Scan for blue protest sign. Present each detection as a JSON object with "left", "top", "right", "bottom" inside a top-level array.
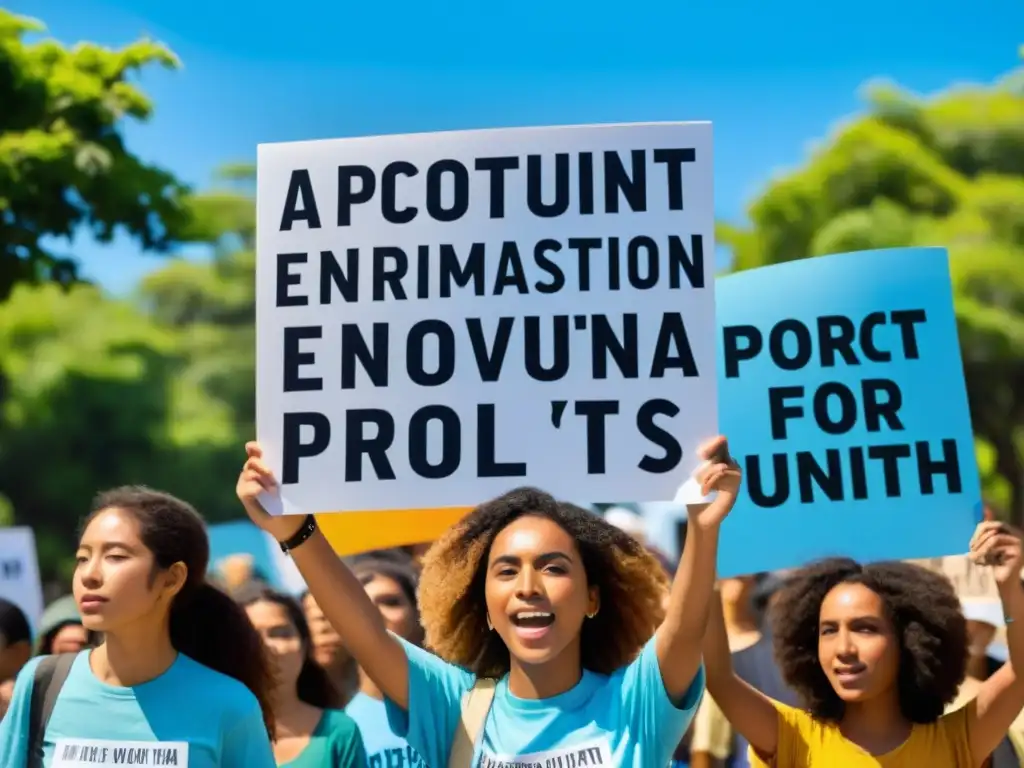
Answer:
[{"left": 715, "top": 246, "right": 981, "bottom": 576}]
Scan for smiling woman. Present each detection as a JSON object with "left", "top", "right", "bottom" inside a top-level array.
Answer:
[
  {"left": 0, "top": 486, "right": 278, "bottom": 768},
  {"left": 236, "top": 436, "right": 742, "bottom": 768}
]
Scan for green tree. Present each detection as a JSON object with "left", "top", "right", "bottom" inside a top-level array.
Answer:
[
  {"left": 719, "top": 62, "right": 1024, "bottom": 521},
  {"left": 0, "top": 275, "right": 254, "bottom": 579},
  {"left": 0, "top": 10, "right": 188, "bottom": 299},
  {"left": 0, "top": 282, "right": 177, "bottom": 577},
  {"left": 138, "top": 164, "right": 257, "bottom": 440}
]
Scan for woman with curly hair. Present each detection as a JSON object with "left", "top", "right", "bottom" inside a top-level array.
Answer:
[
  {"left": 236, "top": 436, "right": 742, "bottom": 767},
  {"left": 701, "top": 520, "right": 1024, "bottom": 767}
]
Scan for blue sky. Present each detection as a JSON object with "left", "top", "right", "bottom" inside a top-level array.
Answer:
[{"left": 10, "top": 0, "right": 1024, "bottom": 294}]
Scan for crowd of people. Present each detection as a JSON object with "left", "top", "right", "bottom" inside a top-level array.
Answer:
[{"left": 0, "top": 436, "right": 1022, "bottom": 767}]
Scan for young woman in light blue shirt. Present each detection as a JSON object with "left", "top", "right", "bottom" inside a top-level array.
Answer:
[
  {"left": 237, "top": 436, "right": 742, "bottom": 768},
  {"left": 0, "top": 486, "right": 277, "bottom": 768}
]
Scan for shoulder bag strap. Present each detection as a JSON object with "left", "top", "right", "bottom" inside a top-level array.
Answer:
[
  {"left": 28, "top": 653, "right": 76, "bottom": 768},
  {"left": 447, "top": 678, "right": 497, "bottom": 768}
]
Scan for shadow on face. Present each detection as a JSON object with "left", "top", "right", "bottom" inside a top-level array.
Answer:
[
  {"left": 484, "top": 515, "right": 598, "bottom": 671},
  {"left": 0, "top": 639, "right": 30, "bottom": 683},
  {"left": 363, "top": 574, "right": 422, "bottom": 645},
  {"left": 302, "top": 593, "right": 350, "bottom": 671},
  {"left": 818, "top": 582, "right": 900, "bottom": 705},
  {"left": 246, "top": 599, "right": 305, "bottom": 693}
]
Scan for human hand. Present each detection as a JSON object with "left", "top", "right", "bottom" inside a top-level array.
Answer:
[
  {"left": 969, "top": 520, "right": 1023, "bottom": 588},
  {"left": 687, "top": 436, "right": 742, "bottom": 530},
  {"left": 236, "top": 442, "right": 306, "bottom": 541}
]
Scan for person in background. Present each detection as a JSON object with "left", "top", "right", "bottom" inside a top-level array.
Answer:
[
  {"left": 401, "top": 543, "right": 431, "bottom": 567},
  {"left": 0, "top": 598, "right": 32, "bottom": 685},
  {"left": 242, "top": 588, "right": 367, "bottom": 768},
  {"left": 345, "top": 553, "right": 428, "bottom": 768},
  {"left": 702, "top": 521, "right": 1024, "bottom": 767},
  {"left": 0, "top": 677, "right": 14, "bottom": 720},
  {"left": 0, "top": 485, "right": 277, "bottom": 767},
  {"left": 34, "top": 595, "right": 89, "bottom": 656},
  {"left": 689, "top": 573, "right": 799, "bottom": 768},
  {"left": 302, "top": 589, "right": 359, "bottom": 706}
]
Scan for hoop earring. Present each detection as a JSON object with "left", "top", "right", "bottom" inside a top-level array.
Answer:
[
  {"left": 586, "top": 610, "right": 598, "bottom": 620},
  {"left": 486, "top": 615, "right": 493, "bottom": 630}
]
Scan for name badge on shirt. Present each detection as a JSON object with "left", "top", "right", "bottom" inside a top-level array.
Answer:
[
  {"left": 52, "top": 739, "right": 189, "bottom": 767},
  {"left": 477, "top": 738, "right": 613, "bottom": 768}
]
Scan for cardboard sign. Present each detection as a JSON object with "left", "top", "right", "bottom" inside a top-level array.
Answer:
[{"left": 256, "top": 122, "right": 717, "bottom": 515}]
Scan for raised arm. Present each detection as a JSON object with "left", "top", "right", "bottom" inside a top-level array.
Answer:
[
  {"left": 236, "top": 442, "right": 411, "bottom": 708},
  {"left": 700, "top": 584, "right": 780, "bottom": 758},
  {"left": 655, "top": 436, "right": 741, "bottom": 700},
  {"left": 967, "top": 521, "right": 1024, "bottom": 767}
]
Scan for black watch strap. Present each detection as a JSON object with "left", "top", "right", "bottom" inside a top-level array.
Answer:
[{"left": 279, "top": 515, "right": 317, "bottom": 554}]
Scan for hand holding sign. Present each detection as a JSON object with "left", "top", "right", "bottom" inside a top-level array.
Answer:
[
  {"left": 687, "top": 436, "right": 742, "bottom": 530},
  {"left": 970, "top": 521, "right": 1024, "bottom": 587},
  {"left": 236, "top": 443, "right": 302, "bottom": 542}
]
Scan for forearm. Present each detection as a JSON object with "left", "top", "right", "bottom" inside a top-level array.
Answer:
[
  {"left": 655, "top": 513, "right": 721, "bottom": 696},
  {"left": 290, "top": 530, "right": 393, "bottom": 654},
  {"left": 1000, "top": 580, "right": 1024, "bottom": 673},
  {"left": 701, "top": 585, "right": 736, "bottom": 686}
]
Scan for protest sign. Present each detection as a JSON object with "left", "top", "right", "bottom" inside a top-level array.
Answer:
[
  {"left": 0, "top": 526, "right": 44, "bottom": 631},
  {"left": 910, "top": 554, "right": 1000, "bottom": 600},
  {"left": 715, "top": 246, "right": 981, "bottom": 576},
  {"left": 256, "top": 123, "right": 717, "bottom": 514}
]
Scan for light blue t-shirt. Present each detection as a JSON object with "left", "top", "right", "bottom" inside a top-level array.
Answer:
[
  {"left": 384, "top": 635, "right": 705, "bottom": 768},
  {"left": 0, "top": 651, "right": 276, "bottom": 768},
  {"left": 346, "top": 691, "right": 428, "bottom": 768}
]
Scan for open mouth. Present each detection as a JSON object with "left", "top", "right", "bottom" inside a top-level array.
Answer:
[
  {"left": 834, "top": 665, "right": 867, "bottom": 680},
  {"left": 511, "top": 611, "right": 555, "bottom": 628}
]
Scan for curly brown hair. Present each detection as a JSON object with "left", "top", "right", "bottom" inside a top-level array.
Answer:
[
  {"left": 418, "top": 487, "right": 669, "bottom": 678},
  {"left": 770, "top": 557, "right": 968, "bottom": 724}
]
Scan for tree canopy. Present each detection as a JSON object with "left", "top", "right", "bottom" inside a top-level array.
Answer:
[
  {"left": 0, "top": 10, "right": 189, "bottom": 299},
  {"left": 719, "top": 63, "right": 1024, "bottom": 520}
]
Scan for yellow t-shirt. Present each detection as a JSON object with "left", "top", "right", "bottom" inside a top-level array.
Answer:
[{"left": 748, "top": 701, "right": 974, "bottom": 767}]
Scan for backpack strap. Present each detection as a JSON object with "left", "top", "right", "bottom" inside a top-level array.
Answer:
[
  {"left": 447, "top": 678, "right": 497, "bottom": 768},
  {"left": 28, "top": 653, "right": 76, "bottom": 768}
]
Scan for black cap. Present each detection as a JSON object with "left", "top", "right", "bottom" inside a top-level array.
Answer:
[{"left": 0, "top": 598, "right": 31, "bottom": 646}]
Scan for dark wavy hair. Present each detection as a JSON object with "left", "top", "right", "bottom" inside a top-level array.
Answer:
[
  {"left": 239, "top": 588, "right": 341, "bottom": 709},
  {"left": 418, "top": 487, "right": 668, "bottom": 677},
  {"left": 770, "top": 557, "right": 968, "bottom": 723},
  {"left": 86, "top": 487, "right": 275, "bottom": 737},
  {"left": 352, "top": 554, "right": 424, "bottom": 645}
]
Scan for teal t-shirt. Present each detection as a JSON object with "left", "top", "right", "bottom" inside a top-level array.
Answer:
[
  {"left": 281, "top": 708, "right": 368, "bottom": 768},
  {"left": 384, "top": 635, "right": 704, "bottom": 767},
  {"left": 346, "top": 691, "right": 426, "bottom": 768},
  {"left": 0, "top": 651, "right": 275, "bottom": 768}
]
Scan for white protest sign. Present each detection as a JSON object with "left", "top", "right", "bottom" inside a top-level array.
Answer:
[
  {"left": 53, "top": 739, "right": 188, "bottom": 766},
  {"left": 0, "top": 527, "right": 44, "bottom": 631},
  {"left": 257, "top": 123, "right": 717, "bottom": 514}
]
